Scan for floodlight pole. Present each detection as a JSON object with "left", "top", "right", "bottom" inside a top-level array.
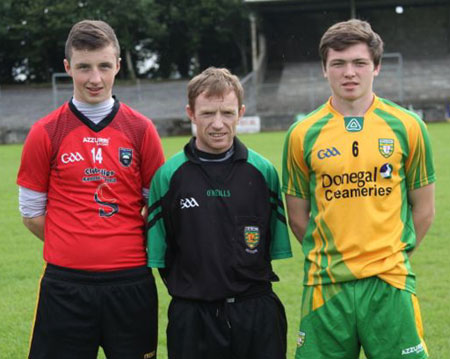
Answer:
[
  {"left": 350, "top": 0, "right": 356, "bottom": 18},
  {"left": 249, "top": 12, "right": 258, "bottom": 73},
  {"left": 52, "top": 74, "right": 58, "bottom": 109},
  {"left": 249, "top": 11, "right": 259, "bottom": 110}
]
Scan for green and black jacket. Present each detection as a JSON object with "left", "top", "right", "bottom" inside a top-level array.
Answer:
[{"left": 147, "top": 137, "right": 292, "bottom": 301}]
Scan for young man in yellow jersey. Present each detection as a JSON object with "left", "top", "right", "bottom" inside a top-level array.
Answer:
[{"left": 282, "top": 19, "right": 435, "bottom": 359}]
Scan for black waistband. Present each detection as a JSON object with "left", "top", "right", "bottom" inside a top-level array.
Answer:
[
  {"left": 44, "top": 263, "right": 153, "bottom": 285},
  {"left": 173, "top": 283, "right": 273, "bottom": 304}
]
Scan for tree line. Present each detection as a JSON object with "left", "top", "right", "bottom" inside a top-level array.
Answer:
[{"left": 0, "top": 0, "right": 250, "bottom": 83}]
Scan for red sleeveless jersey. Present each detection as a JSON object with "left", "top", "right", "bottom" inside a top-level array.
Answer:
[{"left": 17, "top": 100, "right": 165, "bottom": 271}]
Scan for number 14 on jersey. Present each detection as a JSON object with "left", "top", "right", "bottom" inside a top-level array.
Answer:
[{"left": 91, "top": 148, "right": 103, "bottom": 164}]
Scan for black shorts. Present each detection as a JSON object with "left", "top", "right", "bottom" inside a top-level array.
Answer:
[
  {"left": 29, "top": 263, "right": 158, "bottom": 359},
  {"left": 167, "top": 291, "right": 287, "bottom": 359}
]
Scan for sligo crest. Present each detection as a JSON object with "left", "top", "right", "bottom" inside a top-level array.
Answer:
[{"left": 119, "top": 148, "right": 133, "bottom": 167}]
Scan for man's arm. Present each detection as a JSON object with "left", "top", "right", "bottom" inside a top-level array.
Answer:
[
  {"left": 285, "top": 194, "right": 310, "bottom": 245},
  {"left": 19, "top": 186, "right": 48, "bottom": 242},
  {"left": 408, "top": 183, "right": 435, "bottom": 254},
  {"left": 23, "top": 215, "right": 45, "bottom": 241}
]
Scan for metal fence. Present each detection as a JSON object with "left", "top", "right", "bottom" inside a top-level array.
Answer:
[
  {"left": 251, "top": 53, "right": 406, "bottom": 118},
  {"left": 1, "top": 54, "right": 449, "bottom": 143}
]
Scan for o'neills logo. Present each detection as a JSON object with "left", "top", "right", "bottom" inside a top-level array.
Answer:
[
  {"left": 206, "top": 189, "right": 231, "bottom": 198},
  {"left": 322, "top": 167, "right": 392, "bottom": 201}
]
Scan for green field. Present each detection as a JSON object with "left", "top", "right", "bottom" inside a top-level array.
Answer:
[{"left": 1, "top": 124, "right": 449, "bottom": 358}]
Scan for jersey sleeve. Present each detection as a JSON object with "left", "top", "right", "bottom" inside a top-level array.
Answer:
[
  {"left": 147, "top": 152, "right": 188, "bottom": 268},
  {"left": 248, "top": 150, "right": 292, "bottom": 260},
  {"left": 282, "top": 123, "right": 310, "bottom": 199},
  {"left": 405, "top": 117, "right": 436, "bottom": 190},
  {"left": 140, "top": 120, "right": 165, "bottom": 190},
  {"left": 147, "top": 166, "right": 168, "bottom": 268},
  {"left": 17, "top": 123, "right": 52, "bottom": 192},
  {"left": 267, "top": 164, "right": 293, "bottom": 260}
]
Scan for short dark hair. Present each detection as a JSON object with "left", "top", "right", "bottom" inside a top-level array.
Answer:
[
  {"left": 187, "top": 67, "right": 244, "bottom": 111},
  {"left": 65, "top": 20, "right": 120, "bottom": 62},
  {"left": 319, "top": 19, "right": 384, "bottom": 67}
]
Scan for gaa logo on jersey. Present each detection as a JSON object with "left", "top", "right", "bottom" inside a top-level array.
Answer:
[
  {"left": 317, "top": 147, "right": 341, "bottom": 160},
  {"left": 378, "top": 138, "right": 394, "bottom": 158},
  {"left": 119, "top": 148, "right": 133, "bottom": 167},
  {"left": 244, "top": 226, "right": 260, "bottom": 252},
  {"left": 380, "top": 163, "right": 393, "bottom": 179},
  {"left": 61, "top": 152, "right": 84, "bottom": 164}
]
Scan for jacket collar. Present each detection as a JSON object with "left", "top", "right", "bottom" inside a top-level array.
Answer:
[{"left": 184, "top": 136, "right": 248, "bottom": 164}]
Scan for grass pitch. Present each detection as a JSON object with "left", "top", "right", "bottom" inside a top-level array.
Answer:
[{"left": 0, "top": 124, "right": 449, "bottom": 358}]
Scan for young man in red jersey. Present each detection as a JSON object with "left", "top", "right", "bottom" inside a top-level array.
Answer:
[
  {"left": 283, "top": 20, "right": 435, "bottom": 359},
  {"left": 17, "top": 20, "right": 164, "bottom": 359}
]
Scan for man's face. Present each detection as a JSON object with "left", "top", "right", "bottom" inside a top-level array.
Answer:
[
  {"left": 64, "top": 44, "right": 120, "bottom": 104},
  {"left": 186, "top": 90, "right": 245, "bottom": 154},
  {"left": 323, "top": 42, "right": 380, "bottom": 104}
]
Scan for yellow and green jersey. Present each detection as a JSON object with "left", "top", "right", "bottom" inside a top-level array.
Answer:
[{"left": 282, "top": 96, "right": 435, "bottom": 293}]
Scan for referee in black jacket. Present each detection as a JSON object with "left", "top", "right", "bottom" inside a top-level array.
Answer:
[{"left": 147, "top": 67, "right": 292, "bottom": 359}]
